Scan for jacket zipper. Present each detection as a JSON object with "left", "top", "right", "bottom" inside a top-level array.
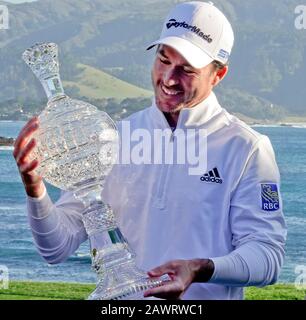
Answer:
[{"left": 155, "top": 131, "right": 175, "bottom": 210}]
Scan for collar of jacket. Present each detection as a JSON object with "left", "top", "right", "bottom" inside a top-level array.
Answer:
[{"left": 149, "top": 91, "right": 222, "bottom": 130}]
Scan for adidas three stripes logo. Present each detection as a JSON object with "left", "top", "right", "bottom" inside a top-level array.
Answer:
[{"left": 200, "top": 167, "right": 223, "bottom": 184}]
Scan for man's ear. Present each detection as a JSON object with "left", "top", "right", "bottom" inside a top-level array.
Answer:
[{"left": 212, "top": 66, "right": 228, "bottom": 86}]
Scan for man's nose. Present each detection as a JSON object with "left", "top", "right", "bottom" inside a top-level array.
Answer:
[{"left": 163, "top": 68, "right": 179, "bottom": 86}]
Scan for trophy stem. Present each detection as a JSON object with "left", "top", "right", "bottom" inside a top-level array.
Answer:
[{"left": 74, "top": 184, "right": 169, "bottom": 300}]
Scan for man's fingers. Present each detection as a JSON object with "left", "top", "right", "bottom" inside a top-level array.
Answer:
[
  {"left": 19, "top": 159, "right": 39, "bottom": 174},
  {"left": 144, "top": 281, "right": 181, "bottom": 300},
  {"left": 13, "top": 118, "right": 39, "bottom": 158},
  {"left": 16, "top": 139, "right": 36, "bottom": 165},
  {"left": 15, "top": 121, "right": 38, "bottom": 150},
  {"left": 148, "top": 261, "right": 177, "bottom": 277},
  {"left": 15, "top": 117, "right": 38, "bottom": 145}
]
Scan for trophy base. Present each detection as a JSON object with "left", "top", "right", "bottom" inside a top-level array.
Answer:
[
  {"left": 87, "top": 268, "right": 170, "bottom": 300},
  {"left": 85, "top": 227, "right": 171, "bottom": 300}
]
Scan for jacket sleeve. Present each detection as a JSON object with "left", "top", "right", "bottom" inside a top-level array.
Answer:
[
  {"left": 27, "top": 188, "right": 88, "bottom": 264},
  {"left": 209, "top": 135, "right": 287, "bottom": 287}
]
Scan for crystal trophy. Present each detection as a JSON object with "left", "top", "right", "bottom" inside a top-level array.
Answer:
[{"left": 22, "top": 43, "right": 169, "bottom": 300}]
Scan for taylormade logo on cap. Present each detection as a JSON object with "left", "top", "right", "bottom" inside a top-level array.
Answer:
[
  {"left": 147, "top": 1, "right": 234, "bottom": 69},
  {"left": 166, "top": 19, "right": 213, "bottom": 43}
]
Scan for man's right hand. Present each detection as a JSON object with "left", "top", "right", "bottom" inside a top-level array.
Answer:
[{"left": 13, "top": 116, "right": 46, "bottom": 198}]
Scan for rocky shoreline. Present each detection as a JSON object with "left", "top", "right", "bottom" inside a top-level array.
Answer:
[{"left": 0, "top": 136, "right": 15, "bottom": 146}]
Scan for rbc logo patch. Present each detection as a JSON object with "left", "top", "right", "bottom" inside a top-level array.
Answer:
[{"left": 261, "top": 184, "right": 279, "bottom": 211}]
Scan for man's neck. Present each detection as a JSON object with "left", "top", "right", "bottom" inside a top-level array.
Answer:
[{"left": 163, "top": 111, "right": 180, "bottom": 129}]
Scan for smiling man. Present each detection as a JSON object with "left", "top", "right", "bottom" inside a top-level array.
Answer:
[
  {"left": 152, "top": 45, "right": 227, "bottom": 128},
  {"left": 14, "top": 1, "right": 286, "bottom": 300}
]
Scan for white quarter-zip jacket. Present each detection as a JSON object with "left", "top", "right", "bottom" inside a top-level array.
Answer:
[{"left": 27, "top": 92, "right": 287, "bottom": 300}]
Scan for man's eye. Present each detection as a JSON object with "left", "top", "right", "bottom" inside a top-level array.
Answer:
[
  {"left": 183, "top": 67, "right": 195, "bottom": 74},
  {"left": 160, "top": 58, "right": 170, "bottom": 65}
]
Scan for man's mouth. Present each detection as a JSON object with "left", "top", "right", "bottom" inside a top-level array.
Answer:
[{"left": 161, "top": 84, "right": 183, "bottom": 96}]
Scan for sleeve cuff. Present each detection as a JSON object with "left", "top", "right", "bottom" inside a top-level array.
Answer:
[
  {"left": 27, "top": 185, "right": 47, "bottom": 202},
  {"left": 208, "top": 253, "right": 250, "bottom": 286},
  {"left": 27, "top": 188, "right": 53, "bottom": 220},
  {"left": 209, "top": 256, "right": 228, "bottom": 283},
  {"left": 27, "top": 190, "right": 61, "bottom": 234}
]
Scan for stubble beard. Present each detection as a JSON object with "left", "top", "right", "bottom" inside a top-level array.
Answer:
[{"left": 152, "top": 76, "right": 187, "bottom": 114}]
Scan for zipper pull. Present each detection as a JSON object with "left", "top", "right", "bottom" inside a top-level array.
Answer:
[
  {"left": 171, "top": 133, "right": 175, "bottom": 142},
  {"left": 170, "top": 130, "right": 175, "bottom": 142}
]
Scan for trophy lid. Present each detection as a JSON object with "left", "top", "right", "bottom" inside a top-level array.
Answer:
[{"left": 22, "top": 42, "right": 60, "bottom": 80}]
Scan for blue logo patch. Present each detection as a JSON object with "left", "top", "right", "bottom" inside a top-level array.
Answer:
[
  {"left": 217, "top": 49, "right": 229, "bottom": 60},
  {"left": 261, "top": 184, "right": 279, "bottom": 211}
]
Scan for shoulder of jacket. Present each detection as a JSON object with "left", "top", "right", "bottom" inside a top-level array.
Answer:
[{"left": 220, "top": 109, "right": 268, "bottom": 148}]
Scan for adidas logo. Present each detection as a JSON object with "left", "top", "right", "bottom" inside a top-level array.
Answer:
[{"left": 200, "top": 167, "right": 223, "bottom": 184}]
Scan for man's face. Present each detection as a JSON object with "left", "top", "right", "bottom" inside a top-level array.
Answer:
[{"left": 151, "top": 45, "right": 220, "bottom": 114}]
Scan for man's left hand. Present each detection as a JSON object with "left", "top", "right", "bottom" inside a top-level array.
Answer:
[{"left": 143, "top": 259, "right": 214, "bottom": 300}]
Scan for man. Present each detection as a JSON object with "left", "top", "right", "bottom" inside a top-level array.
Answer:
[{"left": 13, "top": 2, "right": 286, "bottom": 300}]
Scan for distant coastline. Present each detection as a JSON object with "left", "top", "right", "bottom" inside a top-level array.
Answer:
[
  {"left": 249, "top": 122, "right": 306, "bottom": 128},
  {"left": 231, "top": 113, "right": 306, "bottom": 127},
  {"left": 0, "top": 136, "right": 14, "bottom": 146},
  {"left": 1, "top": 117, "right": 306, "bottom": 147}
]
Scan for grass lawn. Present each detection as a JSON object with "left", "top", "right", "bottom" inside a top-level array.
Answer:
[{"left": 0, "top": 281, "right": 305, "bottom": 300}]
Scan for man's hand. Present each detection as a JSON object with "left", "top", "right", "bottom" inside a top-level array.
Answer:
[
  {"left": 143, "top": 259, "right": 214, "bottom": 300},
  {"left": 13, "top": 116, "right": 46, "bottom": 198}
]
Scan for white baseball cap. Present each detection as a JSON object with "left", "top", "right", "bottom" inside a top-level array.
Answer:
[{"left": 147, "top": 1, "right": 234, "bottom": 69}]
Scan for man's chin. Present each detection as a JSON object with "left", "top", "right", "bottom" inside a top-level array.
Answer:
[{"left": 157, "top": 102, "right": 184, "bottom": 114}]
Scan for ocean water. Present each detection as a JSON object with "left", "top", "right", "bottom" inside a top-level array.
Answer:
[
  {"left": 0, "top": 121, "right": 94, "bottom": 283},
  {"left": 0, "top": 120, "right": 305, "bottom": 284}
]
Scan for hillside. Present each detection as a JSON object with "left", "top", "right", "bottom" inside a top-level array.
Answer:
[
  {"left": 0, "top": 0, "right": 305, "bottom": 120},
  {"left": 63, "top": 64, "right": 152, "bottom": 100}
]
